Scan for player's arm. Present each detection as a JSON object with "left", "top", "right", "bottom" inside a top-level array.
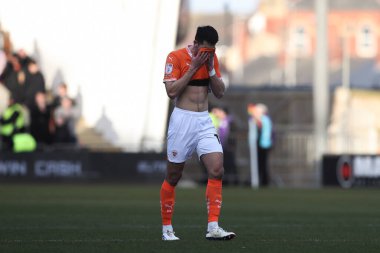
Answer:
[
  {"left": 164, "top": 68, "right": 196, "bottom": 99},
  {"left": 0, "top": 110, "right": 20, "bottom": 124},
  {"left": 164, "top": 52, "right": 208, "bottom": 99},
  {"left": 208, "top": 54, "right": 225, "bottom": 99},
  {"left": 209, "top": 73, "right": 225, "bottom": 99}
]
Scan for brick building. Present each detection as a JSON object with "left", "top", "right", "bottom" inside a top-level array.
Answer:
[{"left": 236, "top": 0, "right": 380, "bottom": 87}]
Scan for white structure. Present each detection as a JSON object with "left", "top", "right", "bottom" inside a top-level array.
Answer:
[{"left": 0, "top": 0, "right": 180, "bottom": 152}]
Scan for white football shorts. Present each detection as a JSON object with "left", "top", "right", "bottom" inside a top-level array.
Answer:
[{"left": 167, "top": 107, "right": 223, "bottom": 163}]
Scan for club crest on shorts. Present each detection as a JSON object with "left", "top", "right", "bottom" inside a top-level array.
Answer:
[{"left": 165, "top": 63, "right": 173, "bottom": 74}]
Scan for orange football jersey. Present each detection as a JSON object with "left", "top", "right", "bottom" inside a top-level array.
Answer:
[{"left": 163, "top": 46, "right": 221, "bottom": 86}]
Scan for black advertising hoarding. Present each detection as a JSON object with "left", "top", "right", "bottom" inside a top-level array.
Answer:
[
  {"left": 0, "top": 151, "right": 167, "bottom": 183},
  {"left": 323, "top": 154, "right": 380, "bottom": 188}
]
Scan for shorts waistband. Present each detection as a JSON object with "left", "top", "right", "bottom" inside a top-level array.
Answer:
[{"left": 173, "top": 107, "right": 209, "bottom": 117}]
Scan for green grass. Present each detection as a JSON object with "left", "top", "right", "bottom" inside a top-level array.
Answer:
[{"left": 0, "top": 184, "right": 379, "bottom": 253}]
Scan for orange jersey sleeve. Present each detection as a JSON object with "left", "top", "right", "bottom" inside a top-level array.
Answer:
[
  {"left": 163, "top": 47, "right": 222, "bottom": 84},
  {"left": 163, "top": 51, "right": 181, "bottom": 82}
]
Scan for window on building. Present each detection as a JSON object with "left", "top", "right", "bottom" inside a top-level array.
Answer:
[
  {"left": 356, "top": 25, "right": 377, "bottom": 58},
  {"left": 289, "top": 25, "right": 310, "bottom": 57}
]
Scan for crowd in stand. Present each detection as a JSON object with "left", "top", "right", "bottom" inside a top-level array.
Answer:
[{"left": 0, "top": 39, "right": 79, "bottom": 152}]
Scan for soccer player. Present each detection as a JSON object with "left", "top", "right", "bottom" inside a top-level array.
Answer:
[{"left": 160, "top": 25, "right": 236, "bottom": 241}]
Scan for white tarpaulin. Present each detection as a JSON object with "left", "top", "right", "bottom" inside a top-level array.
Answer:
[{"left": 0, "top": 0, "right": 180, "bottom": 151}]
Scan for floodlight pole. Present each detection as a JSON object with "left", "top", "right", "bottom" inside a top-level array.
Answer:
[{"left": 313, "top": 0, "right": 329, "bottom": 187}]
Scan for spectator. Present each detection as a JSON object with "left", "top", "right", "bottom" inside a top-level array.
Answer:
[
  {"left": 53, "top": 96, "right": 79, "bottom": 144},
  {"left": 1, "top": 54, "right": 26, "bottom": 104},
  {"left": 209, "top": 105, "right": 221, "bottom": 129},
  {"left": 24, "top": 59, "right": 46, "bottom": 110},
  {"left": 0, "top": 96, "right": 28, "bottom": 151},
  {"left": 14, "top": 49, "right": 33, "bottom": 69},
  {"left": 30, "top": 92, "right": 53, "bottom": 147},
  {"left": 248, "top": 103, "right": 273, "bottom": 187},
  {"left": 52, "top": 83, "right": 73, "bottom": 109},
  {"left": 217, "top": 107, "right": 239, "bottom": 186},
  {"left": 208, "top": 105, "right": 239, "bottom": 185}
]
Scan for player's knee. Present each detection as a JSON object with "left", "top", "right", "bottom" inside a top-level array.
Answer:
[
  {"left": 208, "top": 166, "right": 224, "bottom": 179},
  {"left": 166, "top": 172, "right": 182, "bottom": 186}
]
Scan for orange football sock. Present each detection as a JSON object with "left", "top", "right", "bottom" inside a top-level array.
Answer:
[
  {"left": 206, "top": 178, "right": 222, "bottom": 223},
  {"left": 160, "top": 180, "right": 176, "bottom": 225}
]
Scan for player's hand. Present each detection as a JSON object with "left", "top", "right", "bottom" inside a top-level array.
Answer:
[
  {"left": 207, "top": 52, "right": 215, "bottom": 71},
  {"left": 190, "top": 51, "right": 208, "bottom": 71}
]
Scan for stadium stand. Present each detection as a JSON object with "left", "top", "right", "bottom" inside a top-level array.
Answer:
[{"left": 0, "top": 27, "right": 121, "bottom": 153}]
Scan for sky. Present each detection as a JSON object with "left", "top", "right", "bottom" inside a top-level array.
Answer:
[{"left": 189, "top": 0, "right": 261, "bottom": 14}]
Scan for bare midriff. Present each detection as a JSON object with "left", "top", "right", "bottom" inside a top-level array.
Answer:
[{"left": 175, "top": 86, "right": 209, "bottom": 112}]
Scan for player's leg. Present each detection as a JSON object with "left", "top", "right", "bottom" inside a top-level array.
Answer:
[
  {"left": 161, "top": 161, "right": 184, "bottom": 241},
  {"left": 201, "top": 152, "right": 236, "bottom": 240},
  {"left": 197, "top": 112, "right": 233, "bottom": 238},
  {"left": 161, "top": 108, "right": 198, "bottom": 240},
  {"left": 196, "top": 112, "right": 236, "bottom": 239},
  {"left": 201, "top": 152, "right": 224, "bottom": 225}
]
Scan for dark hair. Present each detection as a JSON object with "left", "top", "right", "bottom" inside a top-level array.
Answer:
[
  {"left": 195, "top": 26, "right": 219, "bottom": 45},
  {"left": 221, "top": 106, "right": 229, "bottom": 114},
  {"left": 59, "top": 83, "right": 68, "bottom": 90},
  {"left": 28, "top": 59, "right": 37, "bottom": 65}
]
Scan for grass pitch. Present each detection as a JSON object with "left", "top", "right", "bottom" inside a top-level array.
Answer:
[{"left": 0, "top": 184, "right": 379, "bottom": 253}]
